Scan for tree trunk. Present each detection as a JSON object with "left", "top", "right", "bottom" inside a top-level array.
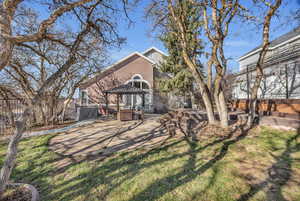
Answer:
[
  {"left": 183, "top": 54, "right": 216, "bottom": 124},
  {"left": 247, "top": 70, "right": 263, "bottom": 127},
  {"left": 38, "top": 102, "right": 47, "bottom": 126},
  {"left": 213, "top": 74, "right": 229, "bottom": 128},
  {"left": 214, "top": 90, "right": 229, "bottom": 128},
  {"left": 166, "top": 1, "right": 216, "bottom": 124},
  {"left": 192, "top": 71, "right": 216, "bottom": 124},
  {"left": 218, "top": 89, "right": 228, "bottom": 128},
  {"left": 246, "top": 0, "right": 282, "bottom": 127},
  {"left": 0, "top": 108, "right": 29, "bottom": 197},
  {"left": 202, "top": 88, "right": 216, "bottom": 123},
  {"left": 0, "top": 3, "right": 94, "bottom": 196},
  {"left": 0, "top": 4, "right": 13, "bottom": 71}
]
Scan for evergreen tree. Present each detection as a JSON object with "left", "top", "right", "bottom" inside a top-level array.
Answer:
[
  {"left": 159, "top": 34, "right": 194, "bottom": 95},
  {"left": 158, "top": 1, "right": 204, "bottom": 101}
]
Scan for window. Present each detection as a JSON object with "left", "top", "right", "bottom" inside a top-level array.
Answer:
[
  {"left": 81, "top": 91, "right": 88, "bottom": 105},
  {"left": 134, "top": 81, "right": 140, "bottom": 88},
  {"left": 133, "top": 75, "right": 142, "bottom": 80},
  {"left": 142, "top": 82, "right": 149, "bottom": 89},
  {"left": 279, "top": 66, "right": 285, "bottom": 75}
]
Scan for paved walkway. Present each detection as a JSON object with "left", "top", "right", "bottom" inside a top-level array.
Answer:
[
  {"left": 23, "top": 120, "right": 97, "bottom": 138},
  {"left": 49, "top": 115, "right": 173, "bottom": 167},
  {"left": 0, "top": 120, "right": 97, "bottom": 142}
]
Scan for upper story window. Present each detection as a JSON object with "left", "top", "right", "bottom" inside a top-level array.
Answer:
[
  {"left": 133, "top": 75, "right": 142, "bottom": 80},
  {"left": 81, "top": 91, "right": 88, "bottom": 105}
]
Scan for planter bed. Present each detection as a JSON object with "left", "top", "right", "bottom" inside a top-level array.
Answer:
[{"left": 2, "top": 183, "right": 39, "bottom": 201}]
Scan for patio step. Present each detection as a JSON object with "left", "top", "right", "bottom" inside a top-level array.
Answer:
[{"left": 259, "top": 116, "right": 300, "bottom": 130}]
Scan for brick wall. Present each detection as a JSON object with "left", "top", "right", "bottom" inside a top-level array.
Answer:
[{"left": 232, "top": 99, "right": 300, "bottom": 118}]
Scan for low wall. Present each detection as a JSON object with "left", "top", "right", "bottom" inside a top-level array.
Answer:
[
  {"left": 231, "top": 99, "right": 300, "bottom": 119},
  {"left": 76, "top": 106, "right": 99, "bottom": 121}
]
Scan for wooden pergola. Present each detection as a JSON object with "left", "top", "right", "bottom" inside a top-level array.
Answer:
[{"left": 104, "top": 84, "right": 148, "bottom": 120}]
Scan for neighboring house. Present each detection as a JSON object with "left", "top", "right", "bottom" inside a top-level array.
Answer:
[
  {"left": 233, "top": 26, "right": 300, "bottom": 99},
  {"left": 79, "top": 47, "right": 169, "bottom": 113}
]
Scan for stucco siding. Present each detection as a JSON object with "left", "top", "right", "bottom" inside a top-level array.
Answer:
[
  {"left": 144, "top": 50, "right": 164, "bottom": 65},
  {"left": 82, "top": 56, "right": 154, "bottom": 105}
]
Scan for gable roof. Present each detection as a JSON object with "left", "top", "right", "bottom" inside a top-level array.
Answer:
[
  {"left": 143, "top": 47, "right": 168, "bottom": 57},
  {"left": 238, "top": 26, "right": 300, "bottom": 61},
  {"left": 80, "top": 47, "right": 165, "bottom": 89}
]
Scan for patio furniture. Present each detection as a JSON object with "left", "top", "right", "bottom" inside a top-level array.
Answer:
[{"left": 118, "top": 109, "right": 133, "bottom": 121}]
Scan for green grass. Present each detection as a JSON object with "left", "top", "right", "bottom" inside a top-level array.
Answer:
[{"left": 0, "top": 126, "right": 300, "bottom": 201}]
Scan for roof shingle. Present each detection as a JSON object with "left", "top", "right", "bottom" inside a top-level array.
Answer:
[{"left": 240, "top": 26, "right": 300, "bottom": 58}]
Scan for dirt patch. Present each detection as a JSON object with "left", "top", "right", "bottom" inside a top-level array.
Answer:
[
  {"left": 197, "top": 124, "right": 231, "bottom": 138},
  {"left": 2, "top": 186, "right": 31, "bottom": 201}
]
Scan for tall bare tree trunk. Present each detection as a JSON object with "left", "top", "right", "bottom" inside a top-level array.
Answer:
[
  {"left": 247, "top": 0, "right": 282, "bottom": 127},
  {"left": 217, "top": 89, "right": 228, "bottom": 127},
  {"left": 247, "top": 67, "right": 263, "bottom": 127},
  {"left": 0, "top": 1, "right": 20, "bottom": 71},
  {"left": 213, "top": 76, "right": 229, "bottom": 128},
  {"left": 167, "top": 0, "right": 216, "bottom": 124},
  {"left": 183, "top": 53, "right": 216, "bottom": 124},
  {"left": 0, "top": 108, "right": 29, "bottom": 196},
  {"left": 0, "top": 25, "right": 90, "bottom": 196},
  {"left": 38, "top": 101, "right": 47, "bottom": 126}
]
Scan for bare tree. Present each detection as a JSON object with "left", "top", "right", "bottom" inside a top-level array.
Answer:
[
  {"left": 200, "top": 0, "right": 241, "bottom": 128},
  {"left": 3, "top": 32, "right": 108, "bottom": 125},
  {"left": 247, "top": 0, "right": 282, "bottom": 127},
  {"left": 147, "top": 0, "right": 217, "bottom": 125},
  {"left": 0, "top": 0, "right": 131, "bottom": 195},
  {"left": 147, "top": 0, "right": 243, "bottom": 128}
]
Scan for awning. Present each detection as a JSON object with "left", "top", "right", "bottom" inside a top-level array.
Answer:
[{"left": 104, "top": 84, "right": 148, "bottom": 95}]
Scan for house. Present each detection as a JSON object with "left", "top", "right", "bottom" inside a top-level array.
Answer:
[
  {"left": 79, "top": 47, "right": 170, "bottom": 113},
  {"left": 232, "top": 26, "right": 300, "bottom": 124},
  {"left": 233, "top": 26, "right": 300, "bottom": 100}
]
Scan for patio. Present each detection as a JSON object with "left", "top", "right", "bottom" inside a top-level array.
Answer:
[{"left": 49, "top": 114, "right": 175, "bottom": 167}]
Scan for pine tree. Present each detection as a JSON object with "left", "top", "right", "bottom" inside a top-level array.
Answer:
[{"left": 158, "top": 1, "right": 204, "bottom": 106}]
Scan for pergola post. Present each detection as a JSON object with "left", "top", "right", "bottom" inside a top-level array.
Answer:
[
  {"left": 105, "top": 92, "right": 108, "bottom": 115},
  {"left": 117, "top": 94, "right": 120, "bottom": 112},
  {"left": 142, "top": 93, "right": 145, "bottom": 108},
  {"left": 104, "top": 84, "right": 149, "bottom": 121}
]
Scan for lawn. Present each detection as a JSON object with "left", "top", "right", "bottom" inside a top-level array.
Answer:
[{"left": 0, "top": 126, "right": 300, "bottom": 201}]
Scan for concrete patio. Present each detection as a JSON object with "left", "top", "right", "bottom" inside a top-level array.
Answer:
[{"left": 49, "top": 115, "right": 175, "bottom": 167}]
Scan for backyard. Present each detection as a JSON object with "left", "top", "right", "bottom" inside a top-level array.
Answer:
[{"left": 0, "top": 117, "right": 299, "bottom": 201}]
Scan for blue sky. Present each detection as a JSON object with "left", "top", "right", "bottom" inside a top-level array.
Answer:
[
  {"left": 27, "top": 0, "right": 300, "bottom": 73},
  {"left": 110, "top": 0, "right": 300, "bottom": 73}
]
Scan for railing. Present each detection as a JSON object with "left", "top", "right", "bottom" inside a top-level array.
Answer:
[
  {"left": 0, "top": 99, "right": 25, "bottom": 135},
  {"left": 0, "top": 99, "right": 77, "bottom": 135}
]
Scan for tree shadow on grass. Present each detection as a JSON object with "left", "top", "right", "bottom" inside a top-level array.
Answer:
[
  {"left": 237, "top": 128, "right": 300, "bottom": 201},
  {"left": 36, "top": 122, "right": 241, "bottom": 201},
  {"left": 48, "top": 120, "right": 146, "bottom": 172},
  {"left": 8, "top": 120, "right": 250, "bottom": 201},
  {"left": 126, "top": 124, "right": 250, "bottom": 201}
]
